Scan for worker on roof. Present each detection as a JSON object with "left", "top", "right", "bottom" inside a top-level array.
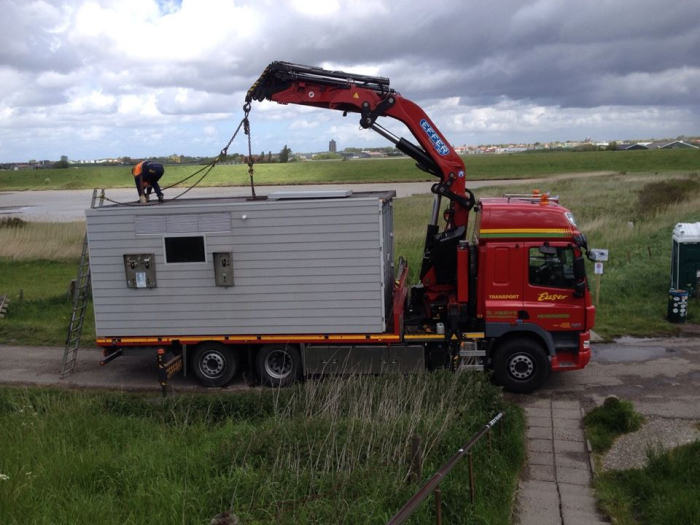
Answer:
[{"left": 132, "top": 161, "right": 165, "bottom": 204}]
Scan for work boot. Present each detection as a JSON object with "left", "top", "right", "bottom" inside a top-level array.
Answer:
[
  {"left": 158, "top": 194, "right": 164, "bottom": 203},
  {"left": 139, "top": 195, "right": 147, "bottom": 205}
]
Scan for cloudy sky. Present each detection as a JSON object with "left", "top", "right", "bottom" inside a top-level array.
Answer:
[{"left": 1, "top": 0, "right": 699, "bottom": 162}]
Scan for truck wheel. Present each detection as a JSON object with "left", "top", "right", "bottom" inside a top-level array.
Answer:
[
  {"left": 493, "top": 339, "right": 550, "bottom": 394},
  {"left": 192, "top": 343, "right": 238, "bottom": 387},
  {"left": 256, "top": 345, "right": 301, "bottom": 388}
]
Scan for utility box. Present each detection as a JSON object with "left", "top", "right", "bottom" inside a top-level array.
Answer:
[
  {"left": 671, "top": 222, "right": 700, "bottom": 295},
  {"left": 85, "top": 191, "right": 395, "bottom": 338}
]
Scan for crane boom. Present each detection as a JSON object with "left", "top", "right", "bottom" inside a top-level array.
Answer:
[{"left": 246, "top": 61, "right": 475, "bottom": 226}]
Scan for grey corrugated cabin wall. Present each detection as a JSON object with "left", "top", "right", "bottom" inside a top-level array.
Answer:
[{"left": 86, "top": 192, "right": 396, "bottom": 337}]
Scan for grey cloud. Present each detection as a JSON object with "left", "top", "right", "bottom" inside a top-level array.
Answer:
[{"left": 1, "top": 0, "right": 698, "bottom": 162}]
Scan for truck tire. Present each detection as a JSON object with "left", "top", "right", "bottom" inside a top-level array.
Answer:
[
  {"left": 192, "top": 342, "right": 238, "bottom": 387},
  {"left": 492, "top": 339, "right": 550, "bottom": 394},
  {"left": 256, "top": 345, "right": 302, "bottom": 388}
]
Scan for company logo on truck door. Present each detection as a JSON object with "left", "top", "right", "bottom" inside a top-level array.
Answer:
[
  {"left": 538, "top": 292, "right": 569, "bottom": 301},
  {"left": 420, "top": 119, "right": 450, "bottom": 156}
]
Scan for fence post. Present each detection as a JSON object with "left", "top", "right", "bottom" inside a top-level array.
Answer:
[
  {"left": 409, "top": 434, "right": 422, "bottom": 484},
  {"left": 434, "top": 488, "right": 442, "bottom": 525}
]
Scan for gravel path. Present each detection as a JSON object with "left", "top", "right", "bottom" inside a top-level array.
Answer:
[{"left": 602, "top": 416, "right": 700, "bottom": 471}]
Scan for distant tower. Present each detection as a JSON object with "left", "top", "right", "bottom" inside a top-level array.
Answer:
[{"left": 329, "top": 139, "right": 337, "bottom": 153}]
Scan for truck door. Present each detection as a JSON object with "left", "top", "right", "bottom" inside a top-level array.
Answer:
[
  {"left": 522, "top": 243, "right": 586, "bottom": 332},
  {"left": 482, "top": 243, "right": 524, "bottom": 323}
]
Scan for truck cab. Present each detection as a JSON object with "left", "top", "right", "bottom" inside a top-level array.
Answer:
[{"left": 474, "top": 193, "right": 594, "bottom": 392}]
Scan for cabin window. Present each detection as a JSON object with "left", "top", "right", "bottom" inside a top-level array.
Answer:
[
  {"left": 529, "top": 246, "right": 576, "bottom": 288},
  {"left": 164, "top": 236, "right": 206, "bottom": 263}
]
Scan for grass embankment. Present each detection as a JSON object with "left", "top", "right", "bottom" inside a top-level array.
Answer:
[
  {"left": 0, "top": 149, "right": 697, "bottom": 191},
  {"left": 583, "top": 398, "right": 700, "bottom": 525},
  {"left": 594, "top": 442, "right": 700, "bottom": 524},
  {"left": 0, "top": 374, "right": 525, "bottom": 524}
]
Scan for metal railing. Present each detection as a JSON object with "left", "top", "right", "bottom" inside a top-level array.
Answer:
[{"left": 387, "top": 411, "right": 505, "bottom": 525}]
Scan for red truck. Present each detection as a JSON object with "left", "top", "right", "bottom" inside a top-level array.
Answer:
[{"left": 90, "top": 62, "right": 594, "bottom": 393}]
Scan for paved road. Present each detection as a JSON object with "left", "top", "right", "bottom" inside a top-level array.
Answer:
[
  {"left": 0, "top": 335, "right": 697, "bottom": 399},
  {"left": 0, "top": 172, "right": 615, "bottom": 222}
]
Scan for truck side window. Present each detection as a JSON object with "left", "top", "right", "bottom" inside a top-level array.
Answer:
[{"left": 529, "top": 247, "right": 576, "bottom": 289}]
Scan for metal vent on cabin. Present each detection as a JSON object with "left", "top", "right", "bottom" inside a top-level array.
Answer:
[
  {"left": 135, "top": 213, "right": 231, "bottom": 235},
  {"left": 135, "top": 215, "right": 167, "bottom": 235},
  {"left": 197, "top": 213, "right": 231, "bottom": 232},
  {"left": 167, "top": 215, "right": 199, "bottom": 233}
]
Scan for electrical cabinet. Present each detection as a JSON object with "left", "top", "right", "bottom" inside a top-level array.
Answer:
[
  {"left": 123, "top": 254, "right": 157, "bottom": 289},
  {"left": 213, "top": 252, "right": 234, "bottom": 287}
]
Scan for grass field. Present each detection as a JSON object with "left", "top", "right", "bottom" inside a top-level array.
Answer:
[
  {"left": 0, "top": 374, "right": 525, "bottom": 524},
  {"left": 0, "top": 149, "right": 698, "bottom": 191}
]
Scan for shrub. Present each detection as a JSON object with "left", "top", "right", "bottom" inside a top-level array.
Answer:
[
  {"left": 0, "top": 218, "right": 26, "bottom": 229},
  {"left": 636, "top": 175, "right": 700, "bottom": 216},
  {"left": 584, "top": 397, "right": 644, "bottom": 453}
]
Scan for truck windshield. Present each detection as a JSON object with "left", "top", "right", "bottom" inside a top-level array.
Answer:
[{"left": 529, "top": 247, "right": 576, "bottom": 289}]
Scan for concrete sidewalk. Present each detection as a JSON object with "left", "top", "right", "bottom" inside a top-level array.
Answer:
[{"left": 515, "top": 398, "right": 609, "bottom": 525}]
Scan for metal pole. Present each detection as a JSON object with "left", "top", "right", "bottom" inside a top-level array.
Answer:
[
  {"left": 409, "top": 435, "right": 422, "bottom": 485},
  {"left": 434, "top": 489, "right": 442, "bottom": 525},
  {"left": 468, "top": 451, "right": 475, "bottom": 504},
  {"left": 157, "top": 348, "right": 167, "bottom": 398},
  {"left": 430, "top": 195, "right": 442, "bottom": 226}
]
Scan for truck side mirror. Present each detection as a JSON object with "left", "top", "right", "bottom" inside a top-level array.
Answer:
[{"left": 573, "top": 256, "right": 586, "bottom": 281}]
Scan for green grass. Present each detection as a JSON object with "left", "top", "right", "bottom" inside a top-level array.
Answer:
[
  {"left": 1, "top": 149, "right": 697, "bottom": 190},
  {"left": 0, "top": 260, "right": 95, "bottom": 346},
  {"left": 594, "top": 441, "right": 700, "bottom": 525},
  {"left": 0, "top": 374, "right": 525, "bottom": 524},
  {"left": 583, "top": 397, "right": 644, "bottom": 453}
]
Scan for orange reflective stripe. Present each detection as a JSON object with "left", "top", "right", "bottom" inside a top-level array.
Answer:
[{"left": 132, "top": 161, "right": 145, "bottom": 177}]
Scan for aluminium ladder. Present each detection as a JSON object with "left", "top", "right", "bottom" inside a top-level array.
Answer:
[{"left": 60, "top": 189, "right": 103, "bottom": 378}]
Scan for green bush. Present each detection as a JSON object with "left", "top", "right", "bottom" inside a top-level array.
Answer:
[
  {"left": 584, "top": 397, "right": 644, "bottom": 453},
  {"left": 0, "top": 217, "right": 26, "bottom": 229},
  {"left": 636, "top": 174, "right": 700, "bottom": 217}
]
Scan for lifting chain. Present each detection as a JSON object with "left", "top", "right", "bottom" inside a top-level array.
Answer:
[
  {"left": 101, "top": 102, "right": 258, "bottom": 207},
  {"left": 242, "top": 102, "right": 258, "bottom": 200}
]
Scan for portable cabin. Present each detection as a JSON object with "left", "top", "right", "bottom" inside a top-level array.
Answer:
[{"left": 85, "top": 191, "right": 395, "bottom": 338}]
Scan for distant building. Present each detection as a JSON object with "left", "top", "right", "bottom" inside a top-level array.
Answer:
[
  {"left": 617, "top": 140, "right": 699, "bottom": 151},
  {"left": 329, "top": 139, "right": 337, "bottom": 153}
]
